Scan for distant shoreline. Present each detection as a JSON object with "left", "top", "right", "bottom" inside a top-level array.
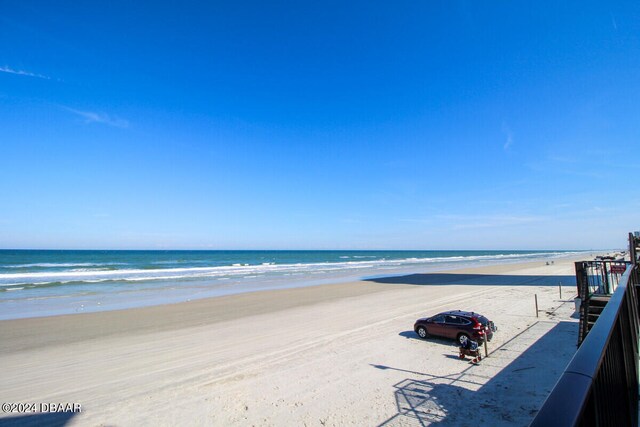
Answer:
[
  {"left": 0, "top": 254, "right": 594, "bottom": 350},
  {"left": 0, "top": 249, "right": 590, "bottom": 321}
]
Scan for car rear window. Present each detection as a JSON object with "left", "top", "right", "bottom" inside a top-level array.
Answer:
[{"left": 475, "top": 315, "right": 490, "bottom": 325}]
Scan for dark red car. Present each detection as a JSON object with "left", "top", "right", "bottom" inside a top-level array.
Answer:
[{"left": 414, "top": 310, "right": 496, "bottom": 344}]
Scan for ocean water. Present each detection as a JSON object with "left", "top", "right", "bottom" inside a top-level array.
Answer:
[{"left": 0, "top": 250, "right": 578, "bottom": 320}]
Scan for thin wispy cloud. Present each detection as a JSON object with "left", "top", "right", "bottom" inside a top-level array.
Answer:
[
  {"left": 548, "top": 155, "right": 579, "bottom": 164},
  {"left": 501, "top": 122, "right": 514, "bottom": 151},
  {"left": 0, "top": 65, "right": 50, "bottom": 80},
  {"left": 437, "top": 214, "right": 544, "bottom": 230},
  {"left": 63, "top": 106, "right": 129, "bottom": 128},
  {"left": 340, "top": 218, "right": 362, "bottom": 224},
  {"left": 398, "top": 218, "right": 432, "bottom": 224}
]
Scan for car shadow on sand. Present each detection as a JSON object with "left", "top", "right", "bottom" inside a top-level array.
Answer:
[{"left": 399, "top": 331, "right": 461, "bottom": 346}]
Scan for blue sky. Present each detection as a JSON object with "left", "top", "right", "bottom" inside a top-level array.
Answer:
[{"left": 1, "top": 1, "right": 639, "bottom": 250}]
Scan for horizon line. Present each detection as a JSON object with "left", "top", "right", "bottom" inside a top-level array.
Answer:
[{"left": 0, "top": 248, "right": 598, "bottom": 252}]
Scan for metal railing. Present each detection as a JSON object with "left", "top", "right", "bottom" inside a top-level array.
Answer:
[
  {"left": 576, "top": 260, "right": 631, "bottom": 345},
  {"left": 576, "top": 260, "right": 630, "bottom": 298},
  {"left": 530, "top": 264, "right": 640, "bottom": 426}
]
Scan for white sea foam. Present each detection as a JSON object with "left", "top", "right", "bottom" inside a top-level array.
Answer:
[
  {"left": 4, "top": 262, "right": 126, "bottom": 268},
  {"left": 0, "top": 251, "right": 579, "bottom": 289}
]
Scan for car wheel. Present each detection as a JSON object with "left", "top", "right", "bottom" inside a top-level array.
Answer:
[
  {"left": 416, "top": 326, "right": 428, "bottom": 339},
  {"left": 457, "top": 333, "right": 470, "bottom": 345}
]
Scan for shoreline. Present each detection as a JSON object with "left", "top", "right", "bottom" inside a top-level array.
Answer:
[
  {"left": 0, "top": 250, "right": 593, "bottom": 322},
  {"left": 0, "top": 253, "right": 593, "bottom": 425},
  {"left": 0, "top": 256, "right": 588, "bottom": 353}
]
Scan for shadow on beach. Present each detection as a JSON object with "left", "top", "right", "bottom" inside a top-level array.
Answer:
[
  {"left": 0, "top": 412, "right": 76, "bottom": 427},
  {"left": 398, "top": 331, "right": 464, "bottom": 347},
  {"left": 365, "top": 273, "right": 574, "bottom": 288},
  {"left": 375, "top": 321, "right": 577, "bottom": 426}
]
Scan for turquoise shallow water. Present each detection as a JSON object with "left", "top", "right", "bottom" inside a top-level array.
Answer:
[{"left": 0, "top": 249, "right": 579, "bottom": 319}]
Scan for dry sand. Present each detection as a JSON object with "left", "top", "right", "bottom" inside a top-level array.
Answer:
[{"left": 0, "top": 256, "right": 588, "bottom": 426}]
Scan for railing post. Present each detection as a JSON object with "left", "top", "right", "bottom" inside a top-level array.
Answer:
[
  {"left": 576, "top": 262, "right": 587, "bottom": 299},
  {"left": 603, "top": 262, "right": 611, "bottom": 294},
  {"left": 576, "top": 262, "right": 590, "bottom": 346}
]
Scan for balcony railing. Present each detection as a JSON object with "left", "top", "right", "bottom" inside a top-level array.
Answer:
[
  {"left": 530, "top": 264, "right": 640, "bottom": 426},
  {"left": 575, "top": 260, "right": 631, "bottom": 345},
  {"left": 576, "top": 260, "right": 630, "bottom": 298}
]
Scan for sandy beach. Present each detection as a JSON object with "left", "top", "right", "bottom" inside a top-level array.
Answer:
[
  {"left": 3, "top": 1, "right": 635, "bottom": 424},
  {"left": 0, "top": 255, "right": 588, "bottom": 426}
]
